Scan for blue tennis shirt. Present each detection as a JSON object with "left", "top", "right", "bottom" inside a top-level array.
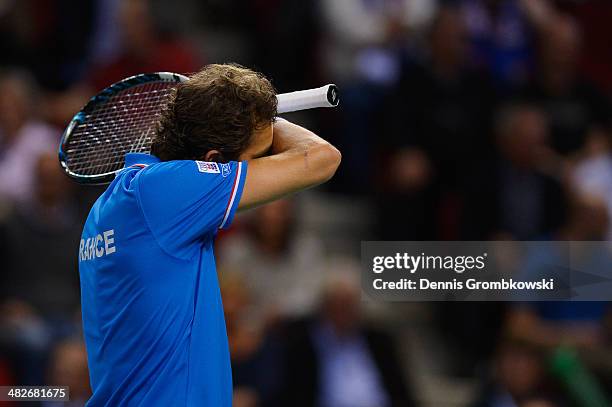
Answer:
[{"left": 79, "top": 153, "right": 247, "bottom": 406}]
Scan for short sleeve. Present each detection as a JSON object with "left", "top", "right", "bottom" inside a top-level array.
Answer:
[{"left": 136, "top": 160, "right": 247, "bottom": 257}]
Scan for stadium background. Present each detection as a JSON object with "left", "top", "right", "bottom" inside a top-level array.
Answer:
[{"left": 1, "top": 0, "right": 612, "bottom": 406}]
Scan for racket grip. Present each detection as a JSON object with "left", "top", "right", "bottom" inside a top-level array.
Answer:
[{"left": 277, "top": 84, "right": 339, "bottom": 114}]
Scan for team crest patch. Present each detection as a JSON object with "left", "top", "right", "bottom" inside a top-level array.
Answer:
[
  {"left": 196, "top": 161, "right": 220, "bottom": 174},
  {"left": 220, "top": 163, "right": 231, "bottom": 177}
]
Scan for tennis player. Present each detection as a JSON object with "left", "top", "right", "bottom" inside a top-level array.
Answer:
[{"left": 78, "top": 64, "right": 341, "bottom": 406}]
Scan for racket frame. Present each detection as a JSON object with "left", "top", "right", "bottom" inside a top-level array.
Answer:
[
  {"left": 59, "top": 72, "right": 188, "bottom": 185},
  {"left": 59, "top": 72, "right": 338, "bottom": 185}
]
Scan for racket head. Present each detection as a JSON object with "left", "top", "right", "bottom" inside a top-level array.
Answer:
[{"left": 59, "top": 72, "right": 188, "bottom": 185}]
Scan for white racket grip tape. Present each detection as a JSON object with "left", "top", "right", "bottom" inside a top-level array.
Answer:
[{"left": 276, "top": 84, "right": 339, "bottom": 114}]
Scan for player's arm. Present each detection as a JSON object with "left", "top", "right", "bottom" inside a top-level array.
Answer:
[{"left": 238, "top": 119, "right": 341, "bottom": 210}]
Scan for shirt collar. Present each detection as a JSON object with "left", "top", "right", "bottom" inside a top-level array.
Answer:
[{"left": 124, "top": 153, "right": 160, "bottom": 168}]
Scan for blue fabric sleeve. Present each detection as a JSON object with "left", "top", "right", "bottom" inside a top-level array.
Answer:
[{"left": 135, "top": 160, "right": 247, "bottom": 258}]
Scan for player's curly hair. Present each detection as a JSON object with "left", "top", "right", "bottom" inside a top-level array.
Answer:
[{"left": 151, "top": 64, "right": 277, "bottom": 162}]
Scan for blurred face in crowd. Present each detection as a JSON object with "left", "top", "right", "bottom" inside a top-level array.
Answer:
[
  {"left": 497, "top": 107, "right": 549, "bottom": 169},
  {"left": 220, "top": 274, "right": 251, "bottom": 328},
  {"left": 496, "top": 342, "right": 544, "bottom": 399},
  {"left": 539, "top": 15, "right": 581, "bottom": 85},
  {"left": 219, "top": 275, "right": 262, "bottom": 364},
  {"left": 118, "top": 0, "right": 155, "bottom": 53},
  {"left": 567, "top": 195, "right": 609, "bottom": 240},
  {"left": 0, "top": 75, "right": 30, "bottom": 138},
  {"left": 48, "top": 341, "right": 91, "bottom": 400},
  {"left": 322, "top": 278, "right": 361, "bottom": 336},
  {"left": 429, "top": 7, "right": 468, "bottom": 71},
  {"left": 252, "top": 198, "right": 294, "bottom": 254},
  {"left": 35, "top": 152, "right": 72, "bottom": 206}
]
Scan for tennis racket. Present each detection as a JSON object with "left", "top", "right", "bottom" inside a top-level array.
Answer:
[{"left": 59, "top": 72, "right": 339, "bottom": 185}]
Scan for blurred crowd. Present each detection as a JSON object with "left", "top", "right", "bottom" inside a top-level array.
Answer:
[{"left": 1, "top": 0, "right": 612, "bottom": 406}]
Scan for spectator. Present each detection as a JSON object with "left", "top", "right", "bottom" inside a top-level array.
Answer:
[
  {"left": 320, "top": 0, "right": 422, "bottom": 85},
  {"left": 506, "top": 194, "right": 611, "bottom": 350},
  {"left": 563, "top": 0, "right": 612, "bottom": 93},
  {"left": 218, "top": 198, "right": 327, "bottom": 319},
  {"left": 87, "top": 0, "right": 199, "bottom": 90},
  {"left": 461, "top": 0, "right": 536, "bottom": 89},
  {"left": 503, "top": 193, "right": 612, "bottom": 393},
  {"left": 0, "top": 71, "right": 58, "bottom": 204},
  {"left": 280, "top": 272, "right": 417, "bottom": 407},
  {"left": 471, "top": 339, "right": 554, "bottom": 407},
  {"left": 320, "top": 0, "right": 433, "bottom": 194},
  {"left": 571, "top": 128, "right": 612, "bottom": 240},
  {"left": 0, "top": 299, "right": 50, "bottom": 386},
  {"left": 521, "top": 13, "right": 611, "bottom": 155},
  {"left": 0, "top": 150, "right": 82, "bottom": 386},
  {"left": 462, "top": 103, "right": 566, "bottom": 239},
  {"left": 0, "top": 152, "right": 81, "bottom": 317},
  {"left": 245, "top": 0, "right": 321, "bottom": 91},
  {"left": 379, "top": 4, "right": 497, "bottom": 239},
  {"left": 43, "top": 339, "right": 91, "bottom": 407},
  {"left": 221, "top": 274, "right": 283, "bottom": 407},
  {"left": 0, "top": 1, "right": 95, "bottom": 90}
]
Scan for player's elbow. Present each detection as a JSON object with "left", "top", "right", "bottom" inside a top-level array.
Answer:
[
  {"left": 312, "top": 142, "right": 341, "bottom": 183},
  {"left": 324, "top": 143, "right": 342, "bottom": 179}
]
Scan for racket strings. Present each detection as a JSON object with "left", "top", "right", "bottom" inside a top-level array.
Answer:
[
  {"left": 67, "top": 103, "right": 157, "bottom": 171},
  {"left": 64, "top": 81, "right": 176, "bottom": 176},
  {"left": 67, "top": 86, "right": 165, "bottom": 165}
]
